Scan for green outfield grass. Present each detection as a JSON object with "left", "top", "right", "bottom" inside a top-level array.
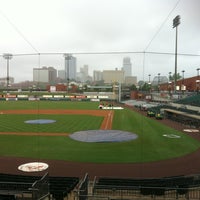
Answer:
[
  {"left": 0, "top": 100, "right": 99, "bottom": 110},
  {"left": 0, "top": 100, "right": 199, "bottom": 163},
  {"left": 0, "top": 114, "right": 103, "bottom": 133}
]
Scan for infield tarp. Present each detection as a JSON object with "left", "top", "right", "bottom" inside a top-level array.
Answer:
[
  {"left": 69, "top": 130, "right": 138, "bottom": 143},
  {"left": 25, "top": 119, "right": 56, "bottom": 124}
]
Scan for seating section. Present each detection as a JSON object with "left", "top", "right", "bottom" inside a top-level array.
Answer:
[
  {"left": 0, "top": 173, "right": 79, "bottom": 200},
  {"left": 2, "top": 173, "right": 200, "bottom": 199},
  {"left": 49, "top": 176, "right": 79, "bottom": 200},
  {"left": 0, "top": 194, "right": 16, "bottom": 200},
  {"left": 175, "top": 94, "right": 200, "bottom": 107},
  {"left": 93, "top": 175, "right": 200, "bottom": 197}
]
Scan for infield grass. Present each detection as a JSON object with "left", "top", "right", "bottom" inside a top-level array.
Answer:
[{"left": 0, "top": 100, "right": 199, "bottom": 163}]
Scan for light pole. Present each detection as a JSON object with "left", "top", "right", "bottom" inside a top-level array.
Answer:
[
  {"left": 118, "top": 82, "right": 121, "bottom": 102},
  {"left": 148, "top": 74, "right": 151, "bottom": 93},
  {"left": 196, "top": 68, "right": 200, "bottom": 93},
  {"left": 168, "top": 72, "right": 172, "bottom": 95},
  {"left": 3, "top": 53, "right": 13, "bottom": 94},
  {"left": 181, "top": 70, "right": 185, "bottom": 94},
  {"left": 158, "top": 73, "right": 160, "bottom": 92},
  {"left": 168, "top": 72, "right": 172, "bottom": 82},
  {"left": 173, "top": 15, "right": 181, "bottom": 93},
  {"left": 148, "top": 74, "right": 151, "bottom": 83},
  {"left": 197, "top": 68, "right": 200, "bottom": 76}
]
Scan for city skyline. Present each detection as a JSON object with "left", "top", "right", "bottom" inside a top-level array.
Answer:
[
  {"left": 0, "top": 54, "right": 199, "bottom": 85},
  {"left": 32, "top": 56, "right": 135, "bottom": 84}
]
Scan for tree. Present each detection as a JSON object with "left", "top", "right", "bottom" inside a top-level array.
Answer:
[
  {"left": 138, "top": 80, "right": 145, "bottom": 87},
  {"left": 170, "top": 73, "right": 182, "bottom": 81},
  {"left": 129, "top": 84, "right": 137, "bottom": 91},
  {"left": 141, "top": 83, "right": 150, "bottom": 91}
]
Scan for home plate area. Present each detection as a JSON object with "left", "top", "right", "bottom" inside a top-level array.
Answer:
[{"left": 69, "top": 130, "right": 138, "bottom": 143}]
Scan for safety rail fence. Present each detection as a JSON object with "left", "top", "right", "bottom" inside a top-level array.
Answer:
[
  {"left": 74, "top": 173, "right": 89, "bottom": 200},
  {"left": 31, "top": 172, "right": 50, "bottom": 200}
]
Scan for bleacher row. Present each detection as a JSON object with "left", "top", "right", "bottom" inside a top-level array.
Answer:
[
  {"left": 0, "top": 173, "right": 79, "bottom": 200},
  {"left": 2, "top": 173, "right": 200, "bottom": 200},
  {"left": 148, "top": 104, "right": 200, "bottom": 117},
  {"left": 93, "top": 175, "right": 200, "bottom": 199},
  {"left": 175, "top": 94, "right": 200, "bottom": 107},
  {"left": 144, "top": 94, "right": 200, "bottom": 128}
]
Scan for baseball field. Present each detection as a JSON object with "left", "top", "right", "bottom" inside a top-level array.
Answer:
[{"left": 0, "top": 100, "right": 199, "bottom": 165}]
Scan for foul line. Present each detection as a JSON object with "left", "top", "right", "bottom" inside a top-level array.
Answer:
[{"left": 0, "top": 132, "right": 70, "bottom": 136}]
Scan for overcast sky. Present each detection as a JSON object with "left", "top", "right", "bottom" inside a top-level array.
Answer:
[{"left": 0, "top": 0, "right": 200, "bottom": 82}]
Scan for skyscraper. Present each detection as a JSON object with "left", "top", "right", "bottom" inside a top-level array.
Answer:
[
  {"left": 122, "top": 57, "right": 132, "bottom": 77},
  {"left": 80, "top": 65, "right": 89, "bottom": 77},
  {"left": 93, "top": 70, "right": 102, "bottom": 82},
  {"left": 64, "top": 54, "right": 77, "bottom": 81}
]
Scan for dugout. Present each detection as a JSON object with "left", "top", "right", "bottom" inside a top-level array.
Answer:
[{"left": 163, "top": 108, "right": 200, "bottom": 128}]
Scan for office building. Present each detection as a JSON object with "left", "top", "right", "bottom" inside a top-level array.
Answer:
[
  {"left": 64, "top": 55, "right": 77, "bottom": 81},
  {"left": 58, "top": 70, "right": 65, "bottom": 80},
  {"left": 122, "top": 57, "right": 132, "bottom": 77},
  {"left": 33, "top": 66, "right": 57, "bottom": 83},
  {"left": 125, "top": 76, "right": 137, "bottom": 86},
  {"left": 103, "top": 68, "right": 124, "bottom": 84},
  {"left": 93, "top": 70, "right": 102, "bottom": 82}
]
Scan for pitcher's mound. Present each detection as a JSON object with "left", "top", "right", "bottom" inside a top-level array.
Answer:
[{"left": 69, "top": 130, "right": 138, "bottom": 143}]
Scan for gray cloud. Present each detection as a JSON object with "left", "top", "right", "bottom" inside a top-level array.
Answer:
[{"left": 0, "top": 0, "right": 199, "bottom": 82}]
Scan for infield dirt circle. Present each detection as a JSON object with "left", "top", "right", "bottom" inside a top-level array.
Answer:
[{"left": 0, "top": 109, "right": 200, "bottom": 179}]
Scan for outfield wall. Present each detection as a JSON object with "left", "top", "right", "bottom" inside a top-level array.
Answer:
[{"left": 0, "top": 93, "right": 117, "bottom": 102}]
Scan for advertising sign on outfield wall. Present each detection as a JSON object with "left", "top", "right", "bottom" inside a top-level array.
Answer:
[{"left": 50, "top": 86, "right": 56, "bottom": 92}]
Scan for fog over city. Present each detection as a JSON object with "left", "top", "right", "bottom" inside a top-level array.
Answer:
[{"left": 0, "top": 0, "right": 200, "bottom": 82}]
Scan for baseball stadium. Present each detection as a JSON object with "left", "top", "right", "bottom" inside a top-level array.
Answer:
[
  {"left": 1, "top": 0, "right": 200, "bottom": 199},
  {"left": 0, "top": 92, "right": 199, "bottom": 200}
]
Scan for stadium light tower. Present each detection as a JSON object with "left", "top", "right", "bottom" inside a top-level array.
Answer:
[
  {"left": 3, "top": 53, "right": 13, "bottom": 94},
  {"left": 173, "top": 15, "right": 181, "bottom": 93}
]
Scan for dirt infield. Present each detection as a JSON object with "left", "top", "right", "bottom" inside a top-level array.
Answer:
[{"left": 0, "top": 108, "right": 200, "bottom": 179}]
